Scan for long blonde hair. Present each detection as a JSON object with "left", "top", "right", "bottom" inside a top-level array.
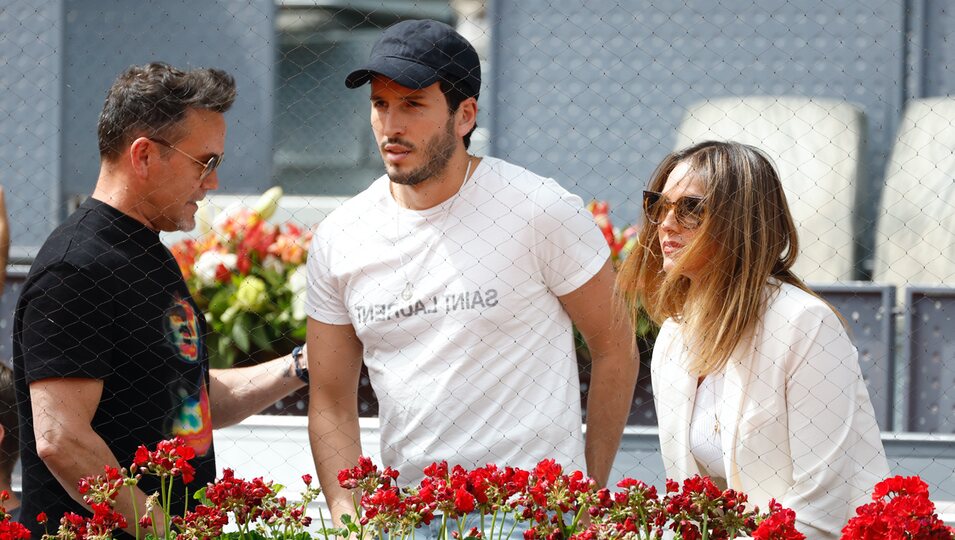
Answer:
[{"left": 617, "top": 141, "right": 820, "bottom": 376}]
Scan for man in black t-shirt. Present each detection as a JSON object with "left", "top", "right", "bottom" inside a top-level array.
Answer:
[{"left": 12, "top": 63, "right": 309, "bottom": 538}]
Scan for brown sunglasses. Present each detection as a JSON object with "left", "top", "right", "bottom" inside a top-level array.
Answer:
[{"left": 642, "top": 190, "right": 705, "bottom": 229}]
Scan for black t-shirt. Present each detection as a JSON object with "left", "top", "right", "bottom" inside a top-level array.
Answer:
[{"left": 13, "top": 198, "right": 216, "bottom": 537}]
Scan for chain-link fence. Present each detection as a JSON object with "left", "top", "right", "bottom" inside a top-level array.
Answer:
[{"left": 2, "top": 0, "right": 955, "bottom": 534}]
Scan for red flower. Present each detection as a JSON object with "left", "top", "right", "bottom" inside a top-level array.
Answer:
[
  {"left": 338, "top": 456, "right": 398, "bottom": 494},
  {"left": 172, "top": 504, "right": 229, "bottom": 540},
  {"left": 35, "top": 512, "right": 47, "bottom": 525},
  {"left": 842, "top": 475, "right": 954, "bottom": 540},
  {"left": 454, "top": 487, "right": 476, "bottom": 514},
  {"left": 302, "top": 473, "right": 312, "bottom": 485},
  {"left": 0, "top": 519, "right": 30, "bottom": 539},
  {"left": 77, "top": 465, "right": 126, "bottom": 507},
  {"left": 753, "top": 500, "right": 805, "bottom": 540},
  {"left": 205, "top": 468, "right": 273, "bottom": 525},
  {"left": 872, "top": 475, "right": 931, "bottom": 500},
  {"left": 214, "top": 262, "right": 232, "bottom": 284},
  {"left": 132, "top": 437, "right": 197, "bottom": 484}
]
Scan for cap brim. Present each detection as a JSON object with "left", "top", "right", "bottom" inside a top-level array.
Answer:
[{"left": 345, "top": 56, "right": 442, "bottom": 90}]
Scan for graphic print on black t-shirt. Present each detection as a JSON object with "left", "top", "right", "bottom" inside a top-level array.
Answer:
[{"left": 164, "top": 295, "right": 213, "bottom": 457}]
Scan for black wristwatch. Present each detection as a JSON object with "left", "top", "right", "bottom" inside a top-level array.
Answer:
[{"left": 291, "top": 346, "right": 309, "bottom": 384}]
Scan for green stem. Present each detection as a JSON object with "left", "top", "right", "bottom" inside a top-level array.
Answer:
[
  {"left": 505, "top": 514, "right": 519, "bottom": 540},
  {"left": 318, "top": 503, "right": 329, "bottom": 540},
  {"left": 569, "top": 505, "right": 585, "bottom": 535},
  {"left": 128, "top": 484, "right": 140, "bottom": 540},
  {"left": 162, "top": 476, "right": 173, "bottom": 540}
]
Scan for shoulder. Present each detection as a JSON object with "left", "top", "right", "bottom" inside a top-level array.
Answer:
[
  {"left": 477, "top": 157, "right": 574, "bottom": 202},
  {"left": 650, "top": 318, "right": 683, "bottom": 359},
  {"left": 315, "top": 176, "right": 389, "bottom": 235},
  {"left": 31, "top": 211, "right": 113, "bottom": 276},
  {"left": 764, "top": 282, "right": 839, "bottom": 326}
]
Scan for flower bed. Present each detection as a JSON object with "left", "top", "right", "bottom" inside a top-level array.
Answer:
[{"left": 4, "top": 437, "right": 951, "bottom": 539}]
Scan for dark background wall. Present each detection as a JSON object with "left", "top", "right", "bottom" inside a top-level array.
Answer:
[
  {"left": 0, "top": 0, "right": 275, "bottom": 252},
  {"left": 486, "top": 0, "right": 955, "bottom": 277}
]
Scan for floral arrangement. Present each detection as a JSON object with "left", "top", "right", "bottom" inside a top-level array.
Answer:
[
  {"left": 331, "top": 457, "right": 803, "bottom": 540},
  {"left": 841, "top": 475, "right": 954, "bottom": 539},
  {"left": 35, "top": 437, "right": 319, "bottom": 540},
  {"left": 586, "top": 200, "right": 639, "bottom": 265},
  {"left": 586, "top": 200, "right": 656, "bottom": 340},
  {"left": 170, "top": 187, "right": 311, "bottom": 368},
  {"left": 14, "top": 439, "right": 955, "bottom": 540},
  {"left": 20, "top": 441, "right": 803, "bottom": 540}
]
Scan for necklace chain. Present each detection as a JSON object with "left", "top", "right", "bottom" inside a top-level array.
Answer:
[{"left": 394, "top": 158, "right": 474, "bottom": 301}]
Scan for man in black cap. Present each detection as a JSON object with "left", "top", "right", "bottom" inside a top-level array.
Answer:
[{"left": 305, "top": 19, "right": 637, "bottom": 528}]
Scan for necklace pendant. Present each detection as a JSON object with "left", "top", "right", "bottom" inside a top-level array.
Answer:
[{"left": 401, "top": 282, "right": 413, "bottom": 301}]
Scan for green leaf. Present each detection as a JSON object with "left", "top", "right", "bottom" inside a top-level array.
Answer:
[
  {"left": 250, "top": 322, "right": 274, "bottom": 352},
  {"left": 192, "top": 486, "right": 212, "bottom": 506},
  {"left": 232, "top": 312, "right": 252, "bottom": 352},
  {"left": 209, "top": 287, "right": 234, "bottom": 316}
]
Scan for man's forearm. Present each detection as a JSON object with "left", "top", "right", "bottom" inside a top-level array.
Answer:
[
  {"left": 309, "top": 403, "right": 362, "bottom": 527},
  {"left": 583, "top": 337, "right": 638, "bottom": 487},
  {"left": 209, "top": 352, "right": 306, "bottom": 428},
  {"left": 38, "top": 427, "right": 165, "bottom": 536}
]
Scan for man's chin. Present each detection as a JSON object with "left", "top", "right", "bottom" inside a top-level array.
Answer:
[
  {"left": 171, "top": 218, "right": 197, "bottom": 233},
  {"left": 387, "top": 169, "right": 430, "bottom": 186}
]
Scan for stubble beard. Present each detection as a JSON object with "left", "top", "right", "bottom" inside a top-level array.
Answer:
[{"left": 385, "top": 117, "right": 458, "bottom": 187}]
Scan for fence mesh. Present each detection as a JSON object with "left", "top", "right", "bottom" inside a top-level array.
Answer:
[{"left": 2, "top": 0, "right": 955, "bottom": 534}]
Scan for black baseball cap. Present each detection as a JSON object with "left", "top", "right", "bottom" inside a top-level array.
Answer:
[{"left": 345, "top": 19, "right": 481, "bottom": 98}]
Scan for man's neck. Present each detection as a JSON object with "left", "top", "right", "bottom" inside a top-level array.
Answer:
[
  {"left": 391, "top": 153, "right": 480, "bottom": 210},
  {"left": 91, "top": 166, "right": 157, "bottom": 231}
]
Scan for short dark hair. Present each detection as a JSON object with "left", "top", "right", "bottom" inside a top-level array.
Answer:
[
  {"left": 0, "top": 365, "right": 18, "bottom": 478},
  {"left": 97, "top": 62, "right": 237, "bottom": 160},
  {"left": 439, "top": 79, "right": 477, "bottom": 150}
]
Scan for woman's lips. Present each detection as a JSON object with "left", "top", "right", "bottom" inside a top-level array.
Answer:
[{"left": 661, "top": 240, "right": 683, "bottom": 255}]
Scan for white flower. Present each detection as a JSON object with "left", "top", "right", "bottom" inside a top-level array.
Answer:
[
  {"left": 193, "top": 199, "right": 214, "bottom": 236},
  {"left": 288, "top": 265, "right": 307, "bottom": 321},
  {"left": 194, "top": 251, "right": 237, "bottom": 286},
  {"left": 261, "top": 254, "right": 284, "bottom": 274},
  {"left": 253, "top": 186, "right": 283, "bottom": 220}
]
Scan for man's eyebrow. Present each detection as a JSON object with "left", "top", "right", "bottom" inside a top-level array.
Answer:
[{"left": 370, "top": 91, "right": 429, "bottom": 101}]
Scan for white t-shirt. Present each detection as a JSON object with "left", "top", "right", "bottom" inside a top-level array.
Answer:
[{"left": 305, "top": 157, "right": 609, "bottom": 486}]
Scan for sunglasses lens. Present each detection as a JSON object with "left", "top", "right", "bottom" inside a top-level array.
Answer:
[
  {"left": 200, "top": 155, "right": 223, "bottom": 180},
  {"left": 676, "top": 198, "right": 704, "bottom": 228},
  {"left": 643, "top": 191, "right": 664, "bottom": 224},
  {"left": 643, "top": 191, "right": 705, "bottom": 228}
]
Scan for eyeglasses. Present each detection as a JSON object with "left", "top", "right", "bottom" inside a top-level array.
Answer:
[
  {"left": 643, "top": 190, "right": 705, "bottom": 229},
  {"left": 148, "top": 137, "right": 223, "bottom": 181}
]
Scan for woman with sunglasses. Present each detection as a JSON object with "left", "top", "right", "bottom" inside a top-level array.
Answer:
[{"left": 617, "top": 141, "right": 887, "bottom": 539}]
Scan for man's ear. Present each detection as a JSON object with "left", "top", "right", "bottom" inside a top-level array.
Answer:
[
  {"left": 128, "top": 137, "right": 155, "bottom": 178},
  {"left": 455, "top": 97, "right": 478, "bottom": 138}
]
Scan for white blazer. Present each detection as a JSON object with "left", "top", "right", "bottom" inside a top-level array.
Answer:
[{"left": 653, "top": 282, "right": 889, "bottom": 540}]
